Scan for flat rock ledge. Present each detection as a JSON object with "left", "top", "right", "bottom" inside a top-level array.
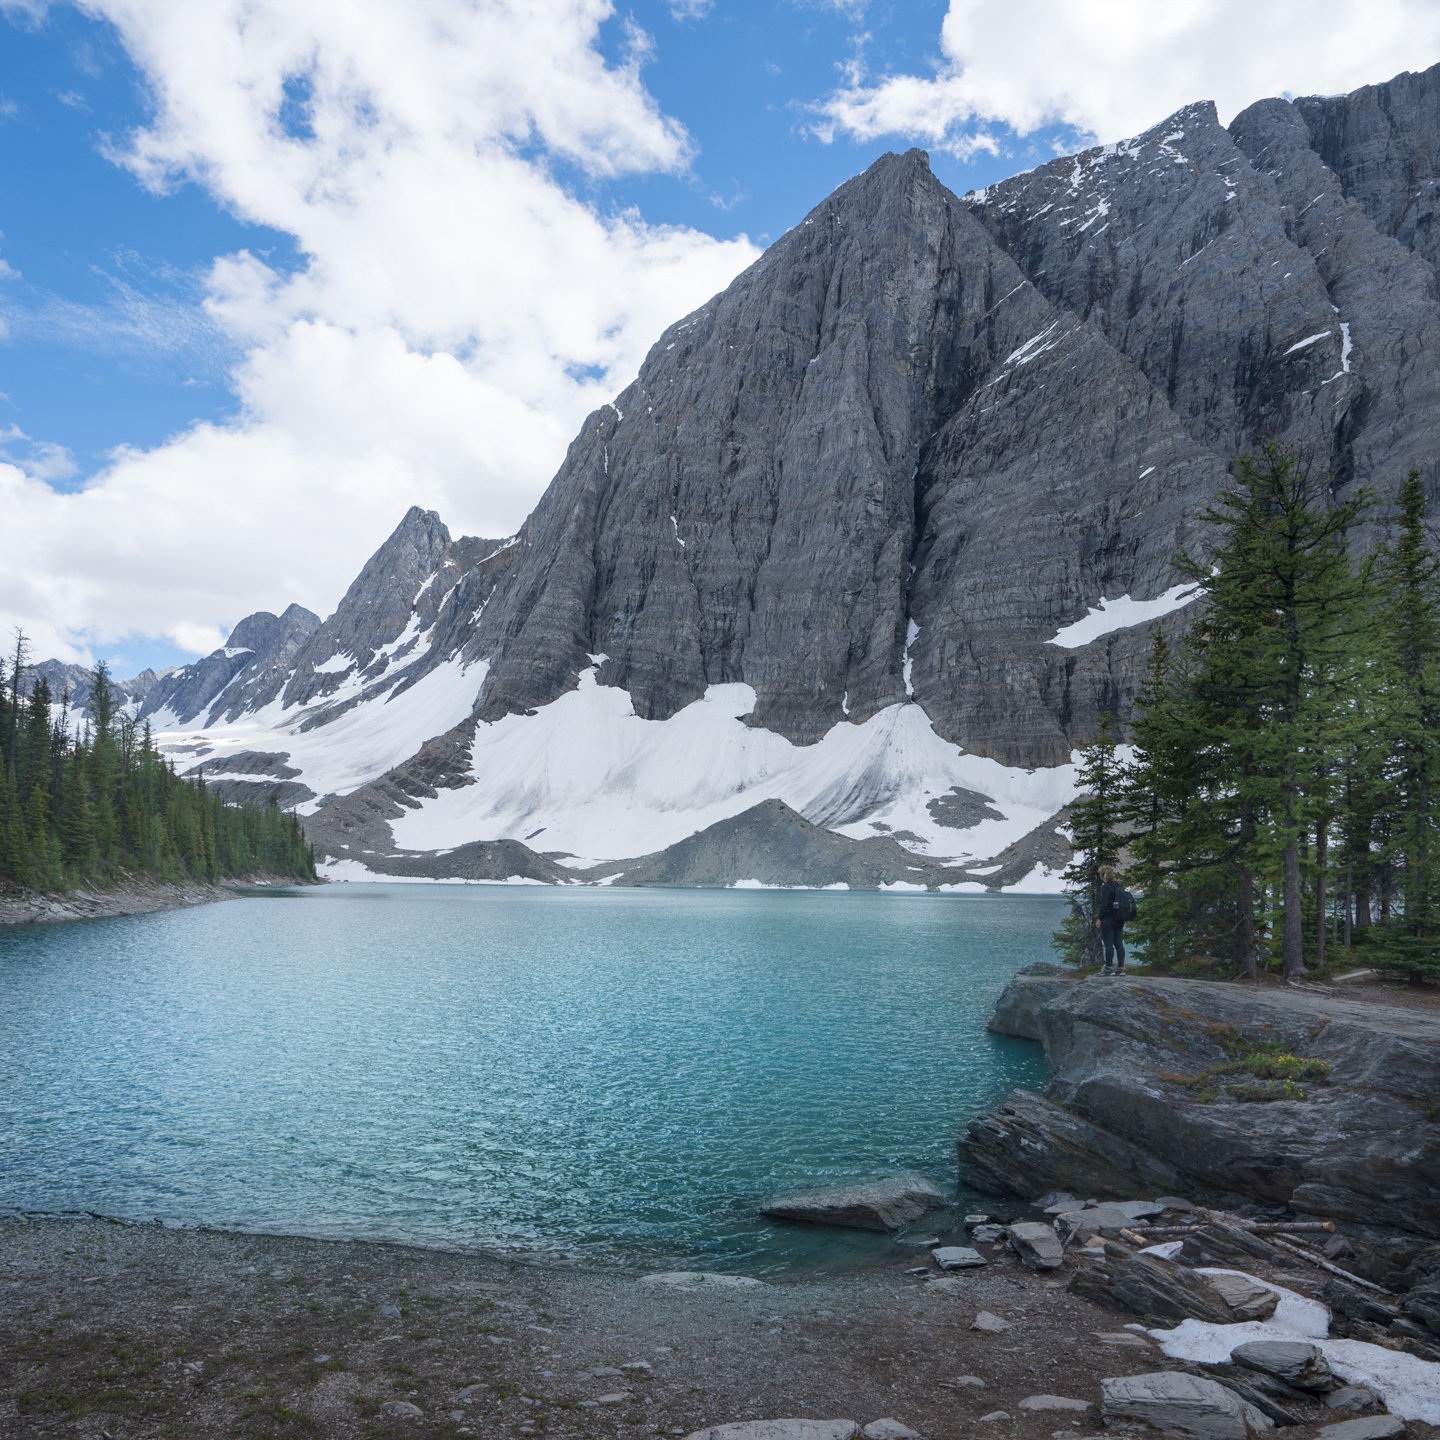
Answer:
[
  {"left": 965, "top": 975, "right": 1440, "bottom": 1235},
  {"left": 760, "top": 1173, "right": 946, "bottom": 1232}
]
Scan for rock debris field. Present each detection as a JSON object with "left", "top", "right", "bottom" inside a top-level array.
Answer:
[{"left": 3, "top": 1216, "right": 1438, "bottom": 1440}]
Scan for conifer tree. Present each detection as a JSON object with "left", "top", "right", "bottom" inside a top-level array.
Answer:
[{"left": 1052, "top": 712, "right": 1125, "bottom": 966}]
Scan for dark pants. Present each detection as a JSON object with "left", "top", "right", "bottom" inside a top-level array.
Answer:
[{"left": 1100, "top": 918, "right": 1126, "bottom": 967}]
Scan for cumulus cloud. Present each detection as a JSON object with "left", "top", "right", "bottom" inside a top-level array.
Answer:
[
  {"left": 4, "top": 0, "right": 758, "bottom": 663},
  {"left": 811, "top": 0, "right": 1440, "bottom": 153}
]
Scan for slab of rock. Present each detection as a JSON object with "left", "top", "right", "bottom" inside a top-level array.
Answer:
[
  {"left": 1231, "top": 1342, "right": 1334, "bottom": 1392},
  {"left": 380, "top": 1401, "right": 424, "bottom": 1419},
  {"left": 761, "top": 1173, "right": 945, "bottom": 1231},
  {"left": 1157, "top": 1363, "right": 1304, "bottom": 1427},
  {"left": 1117, "top": 1200, "right": 1167, "bottom": 1220},
  {"left": 1325, "top": 1389, "right": 1381, "bottom": 1414},
  {"left": 1007, "top": 1222, "right": 1064, "bottom": 1269},
  {"left": 684, "top": 1424, "right": 859, "bottom": 1440},
  {"left": 863, "top": 1422, "right": 920, "bottom": 1440},
  {"left": 972, "top": 1312, "right": 1012, "bottom": 1333},
  {"left": 1056, "top": 1205, "right": 1135, "bottom": 1238},
  {"left": 1019, "top": 1396, "right": 1092, "bottom": 1412},
  {"left": 934, "top": 1246, "right": 987, "bottom": 1270},
  {"left": 972, "top": 1224, "right": 1007, "bottom": 1243},
  {"left": 1180, "top": 1223, "right": 1296, "bottom": 1270},
  {"left": 1037, "top": 1192, "right": 1079, "bottom": 1211},
  {"left": 1068, "top": 1243, "right": 1237, "bottom": 1323},
  {"left": 978, "top": 1412, "right": 1011, "bottom": 1423},
  {"left": 1101, "top": 1372, "right": 1273, "bottom": 1440},
  {"left": 1204, "top": 1274, "right": 1280, "bottom": 1322},
  {"left": 1316, "top": 1419, "right": 1405, "bottom": 1440},
  {"left": 951, "top": 1376, "right": 986, "bottom": 1387},
  {"left": 598, "top": 1393, "right": 631, "bottom": 1406}
]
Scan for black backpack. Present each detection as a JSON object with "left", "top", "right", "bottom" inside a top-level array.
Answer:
[{"left": 1114, "top": 887, "right": 1138, "bottom": 922}]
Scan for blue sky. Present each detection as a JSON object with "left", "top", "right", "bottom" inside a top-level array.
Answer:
[
  {"left": 1, "top": 0, "right": 1435, "bottom": 677},
  {"left": 0, "top": 2, "right": 1072, "bottom": 486}
]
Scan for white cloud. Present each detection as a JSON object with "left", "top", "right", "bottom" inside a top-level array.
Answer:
[
  {"left": 811, "top": 0, "right": 1440, "bottom": 152},
  {"left": 3, "top": 0, "right": 758, "bottom": 664}
]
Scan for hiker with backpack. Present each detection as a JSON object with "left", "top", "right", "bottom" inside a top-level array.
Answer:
[{"left": 1094, "top": 865, "right": 1136, "bottom": 974}]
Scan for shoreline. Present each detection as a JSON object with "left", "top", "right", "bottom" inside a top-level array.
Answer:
[{"left": 0, "top": 872, "right": 316, "bottom": 928}]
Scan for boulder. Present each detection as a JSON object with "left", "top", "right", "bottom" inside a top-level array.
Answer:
[
  {"left": 380, "top": 1401, "right": 424, "bottom": 1419},
  {"left": 761, "top": 1174, "right": 945, "bottom": 1231},
  {"left": 1155, "top": 1363, "right": 1304, "bottom": 1427},
  {"left": 1399, "top": 1283, "right": 1440, "bottom": 1337},
  {"left": 1204, "top": 1274, "right": 1280, "bottom": 1322},
  {"left": 934, "top": 1246, "right": 987, "bottom": 1270},
  {"left": 971, "top": 1312, "right": 1012, "bottom": 1333},
  {"left": 1325, "top": 1390, "right": 1381, "bottom": 1415},
  {"left": 1231, "top": 1342, "right": 1334, "bottom": 1392},
  {"left": 862, "top": 1423, "right": 920, "bottom": 1440},
  {"left": 1068, "top": 1243, "right": 1238, "bottom": 1322},
  {"left": 1007, "top": 1222, "right": 1065, "bottom": 1269},
  {"left": 972, "top": 1224, "right": 1007, "bottom": 1243},
  {"left": 1101, "top": 1372, "right": 1273, "bottom": 1440},
  {"left": 1179, "top": 1223, "right": 1297, "bottom": 1270},
  {"left": 1315, "top": 1419, "right": 1406, "bottom": 1440},
  {"left": 684, "top": 1425, "right": 859, "bottom": 1440}
]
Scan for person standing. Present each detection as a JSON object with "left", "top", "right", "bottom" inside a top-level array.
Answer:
[{"left": 1094, "top": 864, "right": 1126, "bottom": 975}]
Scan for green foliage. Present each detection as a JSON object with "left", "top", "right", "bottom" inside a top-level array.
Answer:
[
  {"left": 0, "top": 654, "right": 314, "bottom": 893},
  {"left": 1062, "top": 448, "right": 1440, "bottom": 986},
  {"left": 1111, "top": 449, "right": 1440, "bottom": 984},
  {"left": 1052, "top": 711, "right": 1124, "bottom": 966}
]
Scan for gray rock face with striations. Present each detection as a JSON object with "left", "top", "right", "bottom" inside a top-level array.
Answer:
[
  {"left": 454, "top": 62, "right": 1440, "bottom": 768},
  {"left": 29, "top": 63, "right": 1440, "bottom": 879},
  {"left": 967, "top": 976, "right": 1440, "bottom": 1234}
]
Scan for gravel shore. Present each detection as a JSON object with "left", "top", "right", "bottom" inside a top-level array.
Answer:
[
  {"left": 0, "top": 875, "right": 308, "bottom": 927},
  {"left": 7, "top": 1216, "right": 1431, "bottom": 1440}
]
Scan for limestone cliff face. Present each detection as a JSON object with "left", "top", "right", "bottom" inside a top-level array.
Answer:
[
  {"left": 457, "top": 65, "right": 1440, "bottom": 766},
  {"left": 52, "top": 64, "right": 1440, "bottom": 837}
]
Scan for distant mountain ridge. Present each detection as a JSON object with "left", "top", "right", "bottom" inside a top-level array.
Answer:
[{"left": 33, "top": 62, "right": 1440, "bottom": 890}]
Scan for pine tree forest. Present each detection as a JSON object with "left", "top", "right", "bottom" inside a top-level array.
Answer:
[
  {"left": 1055, "top": 444, "right": 1440, "bottom": 985},
  {"left": 0, "top": 653, "right": 315, "bottom": 893}
]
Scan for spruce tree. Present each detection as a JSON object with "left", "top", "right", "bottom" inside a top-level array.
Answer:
[{"left": 1052, "top": 712, "right": 1125, "bottom": 967}]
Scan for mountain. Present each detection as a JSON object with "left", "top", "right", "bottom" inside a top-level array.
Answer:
[{"left": 32, "top": 63, "right": 1440, "bottom": 891}]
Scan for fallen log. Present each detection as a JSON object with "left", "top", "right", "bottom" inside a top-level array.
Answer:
[{"left": 1265, "top": 1234, "right": 1390, "bottom": 1294}]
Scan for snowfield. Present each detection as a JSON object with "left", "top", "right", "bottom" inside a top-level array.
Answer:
[{"left": 151, "top": 659, "right": 1077, "bottom": 888}]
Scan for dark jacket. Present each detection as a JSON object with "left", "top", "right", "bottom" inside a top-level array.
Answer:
[{"left": 1098, "top": 880, "right": 1124, "bottom": 923}]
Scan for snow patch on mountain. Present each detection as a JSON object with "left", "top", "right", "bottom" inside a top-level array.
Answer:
[
  {"left": 1047, "top": 581, "right": 1201, "bottom": 647},
  {"left": 153, "top": 657, "right": 488, "bottom": 803},
  {"left": 386, "top": 666, "right": 1076, "bottom": 865}
]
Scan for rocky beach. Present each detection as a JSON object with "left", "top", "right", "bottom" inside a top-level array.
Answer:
[{"left": 4, "top": 970, "right": 1437, "bottom": 1440}]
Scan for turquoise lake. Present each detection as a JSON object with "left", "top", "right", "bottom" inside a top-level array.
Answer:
[{"left": 0, "top": 885, "right": 1057, "bottom": 1272}]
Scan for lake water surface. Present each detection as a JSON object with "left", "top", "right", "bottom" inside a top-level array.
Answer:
[{"left": 0, "top": 885, "right": 1057, "bottom": 1272}]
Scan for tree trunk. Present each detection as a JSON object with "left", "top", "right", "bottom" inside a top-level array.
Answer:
[
  {"left": 1283, "top": 835, "right": 1306, "bottom": 979},
  {"left": 1344, "top": 860, "right": 1353, "bottom": 951},
  {"left": 1315, "top": 819, "right": 1328, "bottom": 970}
]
